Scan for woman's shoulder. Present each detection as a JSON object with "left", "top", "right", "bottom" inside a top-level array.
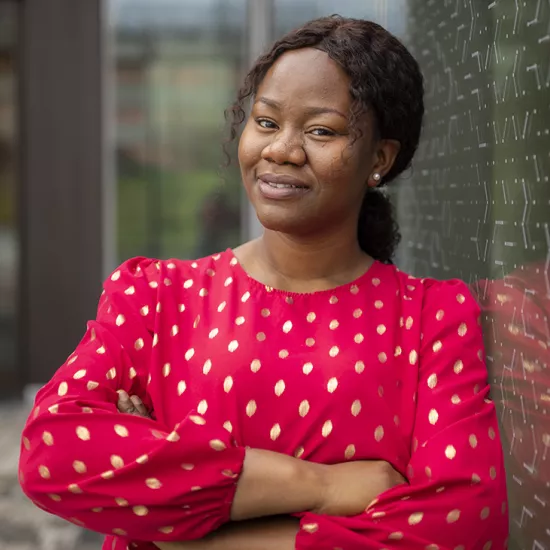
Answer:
[
  {"left": 104, "top": 249, "right": 237, "bottom": 291},
  {"left": 377, "top": 262, "right": 479, "bottom": 316}
]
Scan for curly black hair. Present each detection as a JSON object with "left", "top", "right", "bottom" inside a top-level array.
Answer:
[{"left": 225, "top": 15, "right": 425, "bottom": 263}]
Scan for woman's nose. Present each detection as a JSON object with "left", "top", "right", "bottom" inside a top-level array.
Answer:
[{"left": 261, "top": 131, "right": 306, "bottom": 166}]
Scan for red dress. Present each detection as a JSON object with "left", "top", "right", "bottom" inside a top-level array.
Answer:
[{"left": 19, "top": 250, "right": 508, "bottom": 550}]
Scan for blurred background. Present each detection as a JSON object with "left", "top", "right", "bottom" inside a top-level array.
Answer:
[{"left": 0, "top": 0, "right": 548, "bottom": 548}]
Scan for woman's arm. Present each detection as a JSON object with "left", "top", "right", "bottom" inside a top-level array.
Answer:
[
  {"left": 291, "top": 281, "right": 509, "bottom": 550},
  {"left": 154, "top": 518, "right": 300, "bottom": 550}
]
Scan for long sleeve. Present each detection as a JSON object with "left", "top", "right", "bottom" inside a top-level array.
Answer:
[
  {"left": 295, "top": 280, "right": 509, "bottom": 550},
  {"left": 18, "top": 258, "right": 245, "bottom": 542}
]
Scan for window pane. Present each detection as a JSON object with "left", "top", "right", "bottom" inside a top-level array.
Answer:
[
  {"left": 111, "top": 0, "right": 247, "bottom": 262},
  {"left": 0, "top": 1, "right": 19, "bottom": 397}
]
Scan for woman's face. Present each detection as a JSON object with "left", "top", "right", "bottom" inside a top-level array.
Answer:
[{"left": 238, "top": 47, "right": 396, "bottom": 239}]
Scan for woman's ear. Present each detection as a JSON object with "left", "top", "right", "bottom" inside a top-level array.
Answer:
[{"left": 367, "top": 139, "right": 401, "bottom": 187}]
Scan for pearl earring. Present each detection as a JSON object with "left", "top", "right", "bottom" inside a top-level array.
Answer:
[{"left": 371, "top": 173, "right": 382, "bottom": 183}]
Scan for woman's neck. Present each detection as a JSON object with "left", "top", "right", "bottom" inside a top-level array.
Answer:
[{"left": 237, "top": 230, "right": 373, "bottom": 292}]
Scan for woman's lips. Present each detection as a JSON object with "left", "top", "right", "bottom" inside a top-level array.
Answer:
[{"left": 257, "top": 173, "right": 310, "bottom": 200}]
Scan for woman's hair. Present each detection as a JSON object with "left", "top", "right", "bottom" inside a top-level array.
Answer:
[{"left": 225, "top": 15, "right": 425, "bottom": 263}]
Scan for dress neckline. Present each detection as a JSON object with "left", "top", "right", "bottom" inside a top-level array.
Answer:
[{"left": 225, "top": 248, "right": 382, "bottom": 298}]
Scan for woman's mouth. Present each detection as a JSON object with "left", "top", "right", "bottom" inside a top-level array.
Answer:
[{"left": 257, "top": 173, "right": 310, "bottom": 200}]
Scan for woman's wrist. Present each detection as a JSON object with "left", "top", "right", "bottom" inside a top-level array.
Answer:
[{"left": 230, "top": 448, "right": 326, "bottom": 521}]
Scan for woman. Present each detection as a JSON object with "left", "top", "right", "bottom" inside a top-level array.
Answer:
[{"left": 19, "top": 16, "right": 508, "bottom": 550}]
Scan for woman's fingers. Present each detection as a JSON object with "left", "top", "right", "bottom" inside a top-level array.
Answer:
[{"left": 117, "top": 391, "right": 150, "bottom": 418}]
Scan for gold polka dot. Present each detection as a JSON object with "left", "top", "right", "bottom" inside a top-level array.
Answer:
[
  {"left": 115, "top": 497, "right": 128, "bottom": 507},
  {"left": 436, "top": 310, "right": 444, "bottom": 320},
  {"left": 159, "top": 526, "right": 174, "bottom": 535},
  {"left": 374, "top": 426, "right": 384, "bottom": 442},
  {"left": 140, "top": 305, "right": 149, "bottom": 316},
  {"left": 197, "top": 400, "right": 208, "bottom": 415},
  {"left": 39, "top": 465, "right": 51, "bottom": 479},
  {"left": 446, "top": 509, "right": 460, "bottom": 523},
  {"left": 433, "top": 340, "right": 442, "bottom": 352},
  {"left": 302, "top": 523, "right": 319, "bottom": 534},
  {"left": 445, "top": 445, "right": 456, "bottom": 459},
  {"left": 294, "top": 446, "right": 305, "bottom": 459},
  {"left": 305, "top": 337, "right": 315, "bottom": 347},
  {"left": 76, "top": 426, "right": 90, "bottom": 441},
  {"left": 223, "top": 376, "right": 233, "bottom": 393},
  {"left": 405, "top": 316, "right": 413, "bottom": 330},
  {"left": 329, "top": 296, "right": 338, "bottom": 304},
  {"left": 409, "top": 350, "right": 418, "bottom": 365},
  {"left": 329, "top": 346, "right": 339, "bottom": 357},
  {"left": 270, "top": 424, "right": 281, "bottom": 441},
  {"left": 394, "top": 346, "right": 402, "bottom": 357},
  {"left": 134, "top": 339, "right": 144, "bottom": 351},
  {"left": 299, "top": 400, "right": 310, "bottom": 417},
  {"left": 345, "top": 444, "right": 356, "bottom": 459},
  {"left": 128, "top": 367, "right": 137, "bottom": 379},
  {"left": 451, "top": 394, "right": 461, "bottom": 404},
  {"left": 257, "top": 332, "right": 266, "bottom": 342},
  {"left": 327, "top": 377, "right": 338, "bottom": 393},
  {"left": 350, "top": 284, "right": 359, "bottom": 295},
  {"left": 246, "top": 400, "right": 257, "bottom": 417},
  {"left": 378, "top": 352, "right": 387, "bottom": 363},
  {"left": 457, "top": 293, "right": 466, "bottom": 304},
  {"left": 353, "top": 308, "right": 363, "bottom": 318},
  {"left": 307, "top": 312, "right": 316, "bottom": 323},
  {"left": 106, "top": 367, "right": 117, "bottom": 380},
  {"left": 355, "top": 360, "right": 365, "bottom": 373},
  {"left": 111, "top": 270, "right": 121, "bottom": 281},
  {"left": 146, "top": 478, "right": 162, "bottom": 489},
  {"left": 279, "top": 349, "right": 289, "bottom": 359},
  {"left": 58, "top": 382, "right": 68, "bottom": 397},
  {"left": 454, "top": 360, "right": 464, "bottom": 374},
  {"left": 202, "top": 359, "right": 212, "bottom": 375},
  {"left": 458, "top": 323, "right": 468, "bottom": 337},
  {"left": 177, "top": 381, "right": 187, "bottom": 396},
  {"left": 189, "top": 415, "right": 206, "bottom": 425},
  {"left": 303, "top": 362, "right": 313, "bottom": 375},
  {"left": 322, "top": 420, "right": 333, "bottom": 437},
  {"left": 261, "top": 308, "right": 270, "bottom": 317},
  {"left": 388, "top": 532, "right": 403, "bottom": 540},
  {"left": 251, "top": 359, "right": 261, "bottom": 373},
  {"left": 113, "top": 529, "right": 127, "bottom": 536},
  {"left": 136, "top": 455, "right": 149, "bottom": 465},
  {"left": 377, "top": 324, "right": 387, "bottom": 335},
  {"left": 375, "top": 300, "right": 384, "bottom": 309},
  {"left": 110, "top": 455, "right": 124, "bottom": 469},
  {"left": 472, "top": 473, "right": 481, "bottom": 484},
  {"left": 235, "top": 316, "right": 245, "bottom": 326},
  {"left": 469, "top": 434, "right": 478, "bottom": 448},
  {"left": 73, "top": 369, "right": 86, "bottom": 380},
  {"left": 427, "top": 373, "right": 438, "bottom": 389},
  {"left": 42, "top": 432, "right": 54, "bottom": 446},
  {"left": 86, "top": 381, "right": 99, "bottom": 391},
  {"left": 489, "top": 466, "right": 496, "bottom": 479},
  {"left": 181, "top": 463, "right": 194, "bottom": 470},
  {"left": 275, "top": 380, "right": 286, "bottom": 396},
  {"left": 217, "top": 301, "right": 226, "bottom": 312},
  {"left": 408, "top": 512, "right": 423, "bottom": 525},
  {"left": 48, "top": 405, "right": 59, "bottom": 414},
  {"left": 283, "top": 321, "right": 293, "bottom": 333},
  {"left": 429, "top": 409, "right": 439, "bottom": 425},
  {"left": 166, "top": 431, "right": 180, "bottom": 443},
  {"left": 228, "top": 340, "right": 239, "bottom": 353},
  {"left": 241, "top": 291, "right": 250, "bottom": 302},
  {"left": 49, "top": 494, "right": 62, "bottom": 502},
  {"left": 68, "top": 483, "right": 82, "bottom": 494},
  {"left": 329, "top": 320, "right": 339, "bottom": 330},
  {"left": 425, "top": 466, "right": 432, "bottom": 478},
  {"left": 133, "top": 505, "right": 149, "bottom": 517},
  {"left": 184, "top": 279, "right": 193, "bottom": 289},
  {"left": 73, "top": 460, "right": 87, "bottom": 473},
  {"left": 372, "top": 278, "right": 381, "bottom": 287},
  {"left": 488, "top": 427, "right": 496, "bottom": 440},
  {"left": 480, "top": 506, "right": 490, "bottom": 519},
  {"left": 210, "top": 439, "right": 226, "bottom": 451},
  {"left": 354, "top": 333, "right": 364, "bottom": 344}
]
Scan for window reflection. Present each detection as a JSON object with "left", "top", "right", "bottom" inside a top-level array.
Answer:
[
  {"left": 112, "top": 0, "right": 246, "bottom": 262},
  {"left": 0, "top": 1, "right": 19, "bottom": 397}
]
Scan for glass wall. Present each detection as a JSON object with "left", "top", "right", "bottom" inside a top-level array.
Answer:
[
  {"left": 111, "top": 0, "right": 247, "bottom": 263},
  {"left": 395, "top": 1, "right": 550, "bottom": 548},
  {"left": 0, "top": 1, "right": 19, "bottom": 398}
]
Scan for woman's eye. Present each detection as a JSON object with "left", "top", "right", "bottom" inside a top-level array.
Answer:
[
  {"left": 257, "top": 119, "right": 277, "bottom": 129},
  {"left": 311, "top": 128, "right": 335, "bottom": 137}
]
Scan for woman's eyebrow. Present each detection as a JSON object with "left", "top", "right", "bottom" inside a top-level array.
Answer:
[{"left": 256, "top": 96, "right": 348, "bottom": 119}]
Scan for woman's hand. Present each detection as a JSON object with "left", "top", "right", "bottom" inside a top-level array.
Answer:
[
  {"left": 117, "top": 393, "right": 406, "bottom": 518},
  {"left": 314, "top": 460, "right": 406, "bottom": 516}
]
